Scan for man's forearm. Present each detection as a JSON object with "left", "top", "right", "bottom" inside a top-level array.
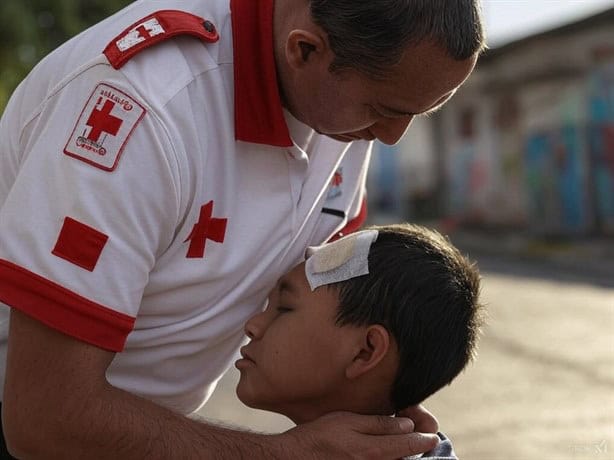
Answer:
[
  {"left": 8, "top": 383, "right": 291, "bottom": 459},
  {"left": 4, "top": 310, "right": 439, "bottom": 459}
]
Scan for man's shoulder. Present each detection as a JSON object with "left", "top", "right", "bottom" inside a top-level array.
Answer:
[
  {"left": 26, "top": 0, "right": 231, "bottom": 109},
  {"left": 96, "top": 1, "right": 232, "bottom": 104}
]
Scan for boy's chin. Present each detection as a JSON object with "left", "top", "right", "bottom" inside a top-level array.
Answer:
[
  {"left": 235, "top": 383, "right": 251, "bottom": 405},
  {"left": 236, "top": 384, "right": 293, "bottom": 419},
  {"left": 236, "top": 383, "right": 268, "bottom": 411}
]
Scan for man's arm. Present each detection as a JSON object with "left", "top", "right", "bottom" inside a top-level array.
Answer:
[{"left": 3, "top": 309, "right": 438, "bottom": 459}]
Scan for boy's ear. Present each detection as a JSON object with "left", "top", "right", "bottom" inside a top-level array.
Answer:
[
  {"left": 345, "top": 325, "right": 392, "bottom": 380},
  {"left": 285, "top": 28, "right": 329, "bottom": 70}
]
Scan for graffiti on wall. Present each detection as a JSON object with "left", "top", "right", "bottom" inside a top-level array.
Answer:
[
  {"left": 525, "top": 125, "right": 588, "bottom": 234},
  {"left": 588, "top": 62, "right": 614, "bottom": 233},
  {"left": 448, "top": 142, "right": 475, "bottom": 216},
  {"left": 511, "top": 60, "right": 614, "bottom": 235},
  {"left": 442, "top": 46, "right": 614, "bottom": 234},
  {"left": 496, "top": 95, "right": 527, "bottom": 225},
  {"left": 447, "top": 107, "right": 490, "bottom": 222}
]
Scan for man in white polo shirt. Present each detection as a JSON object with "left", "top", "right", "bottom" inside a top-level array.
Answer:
[{"left": 0, "top": 0, "right": 483, "bottom": 457}]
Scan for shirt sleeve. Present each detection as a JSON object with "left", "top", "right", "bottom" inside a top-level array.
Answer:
[{"left": 0, "top": 65, "right": 181, "bottom": 352}]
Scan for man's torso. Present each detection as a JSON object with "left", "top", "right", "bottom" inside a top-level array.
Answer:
[{"left": 0, "top": 0, "right": 371, "bottom": 413}]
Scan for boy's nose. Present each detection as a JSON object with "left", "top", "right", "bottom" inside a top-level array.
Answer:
[{"left": 244, "top": 310, "right": 267, "bottom": 339}]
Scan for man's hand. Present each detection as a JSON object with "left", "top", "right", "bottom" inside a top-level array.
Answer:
[
  {"left": 396, "top": 405, "right": 439, "bottom": 434},
  {"left": 281, "top": 411, "right": 439, "bottom": 459},
  {"left": 3, "top": 309, "right": 439, "bottom": 459}
]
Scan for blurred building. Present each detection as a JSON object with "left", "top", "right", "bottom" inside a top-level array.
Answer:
[{"left": 369, "top": 7, "right": 614, "bottom": 236}]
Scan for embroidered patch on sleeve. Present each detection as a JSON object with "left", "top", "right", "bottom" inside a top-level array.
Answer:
[
  {"left": 52, "top": 217, "right": 109, "bottom": 272},
  {"left": 64, "top": 83, "right": 146, "bottom": 171}
]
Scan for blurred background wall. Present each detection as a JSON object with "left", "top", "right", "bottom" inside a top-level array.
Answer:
[{"left": 368, "top": 8, "right": 614, "bottom": 237}]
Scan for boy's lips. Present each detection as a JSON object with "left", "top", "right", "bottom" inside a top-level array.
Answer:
[
  {"left": 235, "top": 345, "right": 256, "bottom": 370},
  {"left": 237, "top": 346, "right": 256, "bottom": 364}
]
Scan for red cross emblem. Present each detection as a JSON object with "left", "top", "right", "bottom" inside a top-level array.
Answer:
[
  {"left": 86, "top": 99, "right": 123, "bottom": 143},
  {"left": 332, "top": 170, "right": 343, "bottom": 187},
  {"left": 184, "top": 201, "right": 228, "bottom": 258},
  {"left": 135, "top": 24, "right": 155, "bottom": 40}
]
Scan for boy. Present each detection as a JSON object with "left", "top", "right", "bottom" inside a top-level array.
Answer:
[{"left": 235, "top": 223, "right": 484, "bottom": 458}]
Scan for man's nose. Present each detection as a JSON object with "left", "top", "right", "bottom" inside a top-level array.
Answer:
[{"left": 372, "top": 115, "right": 414, "bottom": 145}]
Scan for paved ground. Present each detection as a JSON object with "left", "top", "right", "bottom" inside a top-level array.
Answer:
[
  {"left": 199, "top": 250, "right": 614, "bottom": 460},
  {"left": 421, "top": 256, "right": 614, "bottom": 460}
]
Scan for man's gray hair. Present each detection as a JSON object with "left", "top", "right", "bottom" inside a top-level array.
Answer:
[{"left": 310, "top": 0, "right": 486, "bottom": 78}]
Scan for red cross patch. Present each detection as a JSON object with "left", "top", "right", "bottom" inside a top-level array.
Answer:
[
  {"left": 184, "top": 201, "right": 228, "bottom": 258},
  {"left": 327, "top": 167, "right": 344, "bottom": 201},
  {"left": 115, "top": 18, "right": 166, "bottom": 52},
  {"left": 64, "top": 83, "right": 146, "bottom": 171},
  {"left": 332, "top": 170, "right": 343, "bottom": 187}
]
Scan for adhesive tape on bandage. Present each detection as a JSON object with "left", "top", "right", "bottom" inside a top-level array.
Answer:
[{"left": 305, "top": 230, "right": 378, "bottom": 291}]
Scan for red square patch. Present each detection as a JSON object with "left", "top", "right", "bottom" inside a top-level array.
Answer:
[{"left": 52, "top": 217, "right": 109, "bottom": 272}]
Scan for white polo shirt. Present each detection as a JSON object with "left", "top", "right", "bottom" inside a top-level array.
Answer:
[{"left": 0, "top": 0, "right": 370, "bottom": 414}]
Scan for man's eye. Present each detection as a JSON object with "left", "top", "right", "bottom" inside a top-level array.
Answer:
[{"left": 276, "top": 307, "right": 293, "bottom": 313}]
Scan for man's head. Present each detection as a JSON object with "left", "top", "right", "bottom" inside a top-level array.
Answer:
[
  {"left": 235, "top": 224, "right": 484, "bottom": 423},
  {"left": 274, "top": 0, "right": 485, "bottom": 144}
]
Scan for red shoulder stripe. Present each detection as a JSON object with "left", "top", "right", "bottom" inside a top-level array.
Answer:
[
  {"left": 104, "top": 10, "right": 219, "bottom": 69},
  {"left": 0, "top": 259, "right": 135, "bottom": 352}
]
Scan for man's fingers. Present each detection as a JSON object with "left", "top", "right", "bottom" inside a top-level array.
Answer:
[
  {"left": 367, "top": 432, "right": 440, "bottom": 459},
  {"left": 396, "top": 404, "right": 439, "bottom": 434},
  {"left": 326, "top": 413, "right": 415, "bottom": 435},
  {"left": 291, "top": 412, "right": 441, "bottom": 459},
  {"left": 373, "top": 415, "right": 415, "bottom": 435},
  {"left": 405, "top": 432, "right": 440, "bottom": 456}
]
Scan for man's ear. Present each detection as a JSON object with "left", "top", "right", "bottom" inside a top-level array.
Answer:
[
  {"left": 345, "top": 325, "right": 392, "bottom": 380},
  {"left": 285, "top": 29, "right": 328, "bottom": 70}
]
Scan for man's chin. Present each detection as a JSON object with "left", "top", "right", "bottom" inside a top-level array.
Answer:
[{"left": 325, "top": 133, "right": 360, "bottom": 143}]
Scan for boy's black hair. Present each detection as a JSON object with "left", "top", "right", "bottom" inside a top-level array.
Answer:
[{"left": 332, "top": 223, "right": 483, "bottom": 411}]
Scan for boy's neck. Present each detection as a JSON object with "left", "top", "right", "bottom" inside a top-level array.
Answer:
[{"left": 276, "top": 394, "right": 396, "bottom": 425}]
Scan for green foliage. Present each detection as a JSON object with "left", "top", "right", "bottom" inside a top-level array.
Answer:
[{"left": 0, "top": 0, "right": 132, "bottom": 113}]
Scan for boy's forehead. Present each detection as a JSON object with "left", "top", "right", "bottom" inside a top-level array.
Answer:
[{"left": 304, "top": 230, "right": 378, "bottom": 291}]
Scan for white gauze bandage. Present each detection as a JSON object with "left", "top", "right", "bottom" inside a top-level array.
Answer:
[{"left": 305, "top": 230, "right": 378, "bottom": 291}]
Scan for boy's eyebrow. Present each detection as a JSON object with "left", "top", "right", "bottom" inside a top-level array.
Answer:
[{"left": 279, "top": 279, "right": 298, "bottom": 295}]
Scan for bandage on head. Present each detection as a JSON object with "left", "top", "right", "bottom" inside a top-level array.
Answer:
[{"left": 305, "top": 230, "right": 378, "bottom": 291}]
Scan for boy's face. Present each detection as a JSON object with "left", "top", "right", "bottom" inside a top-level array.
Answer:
[{"left": 235, "top": 262, "right": 364, "bottom": 422}]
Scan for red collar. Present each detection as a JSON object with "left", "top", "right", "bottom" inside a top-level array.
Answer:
[{"left": 231, "top": 0, "right": 293, "bottom": 147}]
